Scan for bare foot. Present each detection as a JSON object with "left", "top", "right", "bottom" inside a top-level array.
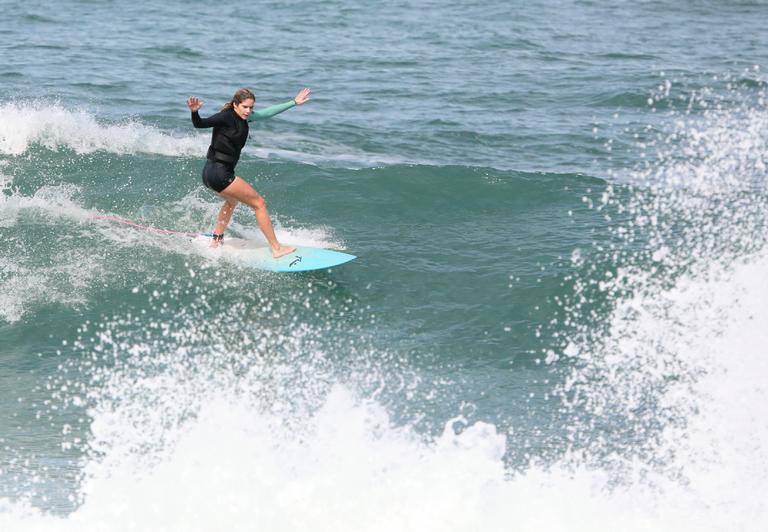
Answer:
[{"left": 271, "top": 244, "right": 296, "bottom": 258}]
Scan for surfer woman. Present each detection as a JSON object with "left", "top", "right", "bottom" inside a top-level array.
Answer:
[{"left": 187, "top": 87, "right": 310, "bottom": 257}]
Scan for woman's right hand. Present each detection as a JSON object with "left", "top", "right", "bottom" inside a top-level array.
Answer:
[
  {"left": 293, "top": 88, "right": 311, "bottom": 105},
  {"left": 187, "top": 96, "right": 203, "bottom": 112}
]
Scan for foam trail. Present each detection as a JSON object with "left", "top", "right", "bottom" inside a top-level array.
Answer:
[
  {"left": 0, "top": 181, "right": 99, "bottom": 322},
  {"left": 0, "top": 176, "right": 348, "bottom": 322}
]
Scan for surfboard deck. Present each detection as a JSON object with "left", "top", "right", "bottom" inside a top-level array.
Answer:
[
  {"left": 89, "top": 215, "right": 354, "bottom": 272},
  {"left": 198, "top": 236, "right": 356, "bottom": 272}
]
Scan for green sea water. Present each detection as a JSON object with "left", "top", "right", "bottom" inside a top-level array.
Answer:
[{"left": 2, "top": 1, "right": 768, "bottom": 530}]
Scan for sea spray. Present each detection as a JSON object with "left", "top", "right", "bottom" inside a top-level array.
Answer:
[{"left": 549, "top": 76, "right": 768, "bottom": 526}]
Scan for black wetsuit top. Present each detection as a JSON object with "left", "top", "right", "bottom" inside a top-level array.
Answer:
[
  {"left": 191, "top": 108, "right": 249, "bottom": 168},
  {"left": 191, "top": 101, "right": 296, "bottom": 192},
  {"left": 191, "top": 100, "right": 296, "bottom": 168}
]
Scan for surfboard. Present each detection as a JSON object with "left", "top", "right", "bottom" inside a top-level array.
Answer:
[
  {"left": 90, "top": 215, "right": 355, "bottom": 273},
  {"left": 201, "top": 237, "right": 356, "bottom": 272}
]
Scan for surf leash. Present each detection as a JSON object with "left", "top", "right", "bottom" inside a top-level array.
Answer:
[{"left": 90, "top": 214, "right": 203, "bottom": 238}]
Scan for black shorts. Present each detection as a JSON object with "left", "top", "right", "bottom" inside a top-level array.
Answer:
[{"left": 202, "top": 160, "right": 236, "bottom": 193}]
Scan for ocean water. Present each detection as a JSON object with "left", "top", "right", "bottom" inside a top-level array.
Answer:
[{"left": 1, "top": 0, "right": 768, "bottom": 530}]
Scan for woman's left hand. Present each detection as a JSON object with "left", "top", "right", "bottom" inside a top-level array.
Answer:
[
  {"left": 187, "top": 96, "right": 203, "bottom": 112},
  {"left": 293, "top": 88, "right": 311, "bottom": 105}
]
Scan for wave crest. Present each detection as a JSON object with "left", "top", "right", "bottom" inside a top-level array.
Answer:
[{"left": 0, "top": 101, "right": 204, "bottom": 157}]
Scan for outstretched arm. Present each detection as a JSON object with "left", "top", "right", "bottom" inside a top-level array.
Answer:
[
  {"left": 187, "top": 96, "right": 229, "bottom": 128},
  {"left": 249, "top": 88, "right": 311, "bottom": 121}
]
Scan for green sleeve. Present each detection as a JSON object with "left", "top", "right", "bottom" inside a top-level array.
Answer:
[{"left": 249, "top": 100, "right": 296, "bottom": 121}]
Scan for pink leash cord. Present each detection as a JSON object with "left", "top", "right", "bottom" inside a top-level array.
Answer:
[{"left": 90, "top": 214, "right": 203, "bottom": 238}]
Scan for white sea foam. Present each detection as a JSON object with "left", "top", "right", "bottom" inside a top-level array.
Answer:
[
  {"left": 0, "top": 182, "right": 98, "bottom": 322},
  {"left": 553, "top": 249, "right": 768, "bottom": 532},
  {"left": 2, "top": 278, "right": 766, "bottom": 532},
  {"left": 3, "top": 252, "right": 767, "bottom": 532},
  {"left": 0, "top": 101, "right": 204, "bottom": 157},
  {"left": 0, "top": 182, "right": 90, "bottom": 228},
  {"left": 0, "top": 100, "right": 415, "bottom": 168},
  {"left": 550, "top": 80, "right": 768, "bottom": 530},
  {"left": 232, "top": 219, "right": 347, "bottom": 250},
  {"left": 0, "top": 245, "right": 765, "bottom": 530}
]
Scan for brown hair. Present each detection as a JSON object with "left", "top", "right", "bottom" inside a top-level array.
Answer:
[{"left": 221, "top": 88, "right": 256, "bottom": 111}]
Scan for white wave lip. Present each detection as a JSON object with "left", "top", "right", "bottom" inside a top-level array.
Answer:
[
  {"left": 0, "top": 100, "right": 412, "bottom": 167},
  {"left": 0, "top": 101, "right": 204, "bottom": 157}
]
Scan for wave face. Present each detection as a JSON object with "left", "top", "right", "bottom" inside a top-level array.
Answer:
[{"left": 2, "top": 0, "right": 768, "bottom": 530}]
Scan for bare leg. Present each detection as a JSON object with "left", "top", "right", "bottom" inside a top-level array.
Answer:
[
  {"left": 210, "top": 198, "right": 238, "bottom": 247},
  {"left": 219, "top": 176, "right": 295, "bottom": 258}
]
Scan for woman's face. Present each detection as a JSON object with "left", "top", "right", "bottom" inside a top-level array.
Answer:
[{"left": 234, "top": 98, "right": 254, "bottom": 119}]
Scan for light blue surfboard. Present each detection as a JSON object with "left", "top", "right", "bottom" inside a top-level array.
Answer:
[
  {"left": 89, "top": 216, "right": 354, "bottom": 272},
  {"left": 209, "top": 237, "right": 356, "bottom": 272}
]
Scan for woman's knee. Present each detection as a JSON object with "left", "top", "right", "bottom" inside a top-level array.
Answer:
[{"left": 248, "top": 195, "right": 267, "bottom": 211}]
